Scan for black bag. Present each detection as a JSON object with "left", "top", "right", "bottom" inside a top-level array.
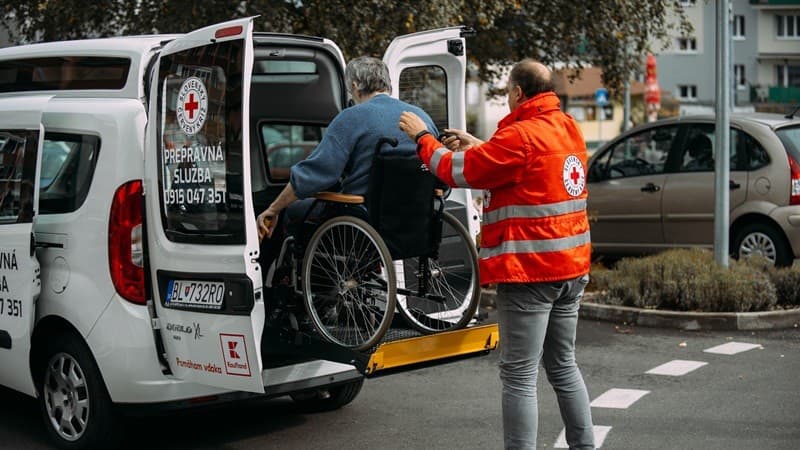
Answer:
[{"left": 367, "top": 153, "right": 438, "bottom": 260}]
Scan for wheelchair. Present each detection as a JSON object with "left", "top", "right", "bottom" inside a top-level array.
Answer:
[{"left": 264, "top": 137, "right": 481, "bottom": 352}]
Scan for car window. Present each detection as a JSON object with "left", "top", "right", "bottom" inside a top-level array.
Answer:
[
  {"left": 38, "top": 133, "right": 100, "bottom": 214},
  {"left": 678, "top": 125, "right": 760, "bottom": 172},
  {"left": 741, "top": 130, "right": 769, "bottom": 170},
  {"left": 591, "top": 126, "right": 676, "bottom": 180},
  {"left": 261, "top": 123, "right": 325, "bottom": 181},
  {"left": 679, "top": 125, "right": 716, "bottom": 172},
  {"left": 0, "top": 130, "right": 38, "bottom": 224},
  {"left": 776, "top": 125, "right": 800, "bottom": 163}
]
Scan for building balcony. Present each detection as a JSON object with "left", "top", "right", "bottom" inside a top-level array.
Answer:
[{"left": 768, "top": 86, "right": 800, "bottom": 103}]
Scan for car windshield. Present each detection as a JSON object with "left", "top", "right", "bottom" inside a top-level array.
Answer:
[{"left": 776, "top": 125, "right": 800, "bottom": 162}]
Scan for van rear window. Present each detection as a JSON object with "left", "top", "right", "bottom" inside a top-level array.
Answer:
[{"left": 0, "top": 57, "right": 131, "bottom": 92}]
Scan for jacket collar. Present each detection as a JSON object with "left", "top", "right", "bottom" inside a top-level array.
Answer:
[{"left": 497, "top": 92, "right": 562, "bottom": 129}]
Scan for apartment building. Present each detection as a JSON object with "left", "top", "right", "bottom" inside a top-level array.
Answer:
[{"left": 657, "top": 0, "right": 799, "bottom": 114}]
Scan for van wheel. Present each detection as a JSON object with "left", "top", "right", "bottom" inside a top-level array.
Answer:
[
  {"left": 37, "top": 334, "right": 119, "bottom": 449},
  {"left": 732, "top": 222, "right": 793, "bottom": 267},
  {"left": 290, "top": 378, "right": 364, "bottom": 413}
]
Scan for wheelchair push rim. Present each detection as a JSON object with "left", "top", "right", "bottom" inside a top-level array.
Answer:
[
  {"left": 395, "top": 211, "right": 481, "bottom": 334},
  {"left": 301, "top": 216, "right": 397, "bottom": 351}
]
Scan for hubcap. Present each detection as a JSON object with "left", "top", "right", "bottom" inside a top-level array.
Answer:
[
  {"left": 739, "top": 231, "right": 777, "bottom": 263},
  {"left": 43, "top": 352, "right": 90, "bottom": 442}
]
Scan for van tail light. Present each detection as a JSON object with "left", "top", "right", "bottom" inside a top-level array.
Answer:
[
  {"left": 788, "top": 153, "right": 800, "bottom": 206},
  {"left": 109, "top": 180, "right": 145, "bottom": 304}
]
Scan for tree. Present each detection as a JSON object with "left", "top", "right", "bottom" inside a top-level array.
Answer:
[{"left": 2, "top": 1, "right": 688, "bottom": 96}]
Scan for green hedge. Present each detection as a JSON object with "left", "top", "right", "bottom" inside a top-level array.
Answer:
[{"left": 588, "top": 249, "right": 800, "bottom": 312}]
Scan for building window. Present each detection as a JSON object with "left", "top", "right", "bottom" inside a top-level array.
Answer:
[
  {"left": 677, "top": 37, "right": 697, "bottom": 52},
  {"left": 776, "top": 15, "right": 800, "bottom": 39},
  {"left": 734, "top": 64, "right": 746, "bottom": 89},
  {"left": 679, "top": 0, "right": 696, "bottom": 6},
  {"left": 778, "top": 65, "right": 800, "bottom": 87},
  {"left": 678, "top": 85, "right": 698, "bottom": 100},
  {"left": 733, "top": 15, "right": 745, "bottom": 39}
]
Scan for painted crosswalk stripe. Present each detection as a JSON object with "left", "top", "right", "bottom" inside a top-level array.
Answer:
[
  {"left": 554, "top": 425, "right": 612, "bottom": 448},
  {"left": 645, "top": 360, "right": 708, "bottom": 376},
  {"left": 703, "top": 342, "right": 762, "bottom": 355},
  {"left": 590, "top": 388, "right": 650, "bottom": 409}
]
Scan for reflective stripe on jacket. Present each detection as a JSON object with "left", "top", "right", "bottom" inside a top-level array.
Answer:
[{"left": 417, "top": 92, "right": 591, "bottom": 284}]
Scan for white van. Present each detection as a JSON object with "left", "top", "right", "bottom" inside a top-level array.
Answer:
[{"left": 0, "top": 18, "right": 496, "bottom": 449}]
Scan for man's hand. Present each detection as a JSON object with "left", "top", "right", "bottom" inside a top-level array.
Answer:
[
  {"left": 256, "top": 206, "right": 280, "bottom": 242},
  {"left": 441, "top": 128, "right": 482, "bottom": 151},
  {"left": 398, "top": 111, "right": 429, "bottom": 141}
]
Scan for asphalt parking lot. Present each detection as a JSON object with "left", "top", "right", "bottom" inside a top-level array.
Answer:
[{"left": 2, "top": 313, "right": 798, "bottom": 449}]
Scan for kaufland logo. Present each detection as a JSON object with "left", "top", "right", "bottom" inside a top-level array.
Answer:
[{"left": 219, "top": 333, "right": 251, "bottom": 377}]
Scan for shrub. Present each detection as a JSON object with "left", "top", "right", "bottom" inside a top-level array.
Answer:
[
  {"left": 590, "top": 249, "right": 778, "bottom": 312},
  {"left": 741, "top": 255, "right": 800, "bottom": 307}
]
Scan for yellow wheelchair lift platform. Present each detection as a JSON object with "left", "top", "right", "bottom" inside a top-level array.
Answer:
[{"left": 365, "top": 323, "right": 499, "bottom": 375}]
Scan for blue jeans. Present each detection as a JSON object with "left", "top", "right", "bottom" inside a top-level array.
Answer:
[{"left": 496, "top": 275, "right": 594, "bottom": 450}]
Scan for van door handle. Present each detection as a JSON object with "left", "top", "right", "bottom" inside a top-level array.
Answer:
[
  {"left": 729, "top": 180, "right": 741, "bottom": 190},
  {"left": 641, "top": 183, "right": 661, "bottom": 193}
]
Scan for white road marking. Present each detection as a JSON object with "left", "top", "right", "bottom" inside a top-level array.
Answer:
[
  {"left": 554, "top": 425, "right": 612, "bottom": 448},
  {"left": 590, "top": 388, "right": 650, "bottom": 409},
  {"left": 645, "top": 360, "right": 708, "bottom": 376},
  {"left": 703, "top": 342, "right": 762, "bottom": 355}
]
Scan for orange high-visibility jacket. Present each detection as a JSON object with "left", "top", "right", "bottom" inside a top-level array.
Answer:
[{"left": 417, "top": 92, "right": 591, "bottom": 285}]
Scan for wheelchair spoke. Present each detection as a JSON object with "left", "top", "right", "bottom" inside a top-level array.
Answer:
[
  {"left": 394, "top": 212, "right": 480, "bottom": 334},
  {"left": 302, "top": 216, "right": 396, "bottom": 350}
]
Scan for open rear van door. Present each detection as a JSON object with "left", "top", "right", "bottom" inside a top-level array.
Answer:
[
  {"left": 0, "top": 96, "right": 48, "bottom": 395},
  {"left": 383, "top": 26, "right": 479, "bottom": 239},
  {"left": 144, "top": 18, "right": 265, "bottom": 393}
]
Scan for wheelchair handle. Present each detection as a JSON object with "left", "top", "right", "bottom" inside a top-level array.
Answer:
[{"left": 374, "top": 137, "right": 398, "bottom": 156}]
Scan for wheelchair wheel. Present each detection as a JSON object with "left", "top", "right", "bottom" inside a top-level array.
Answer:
[
  {"left": 396, "top": 211, "right": 480, "bottom": 334},
  {"left": 302, "top": 216, "right": 396, "bottom": 351}
]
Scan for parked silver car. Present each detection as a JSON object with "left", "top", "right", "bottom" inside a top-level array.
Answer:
[{"left": 586, "top": 112, "right": 800, "bottom": 266}]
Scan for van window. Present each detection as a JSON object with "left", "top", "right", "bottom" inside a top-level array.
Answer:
[
  {"left": 261, "top": 123, "right": 325, "bottom": 181},
  {"left": 0, "top": 130, "right": 38, "bottom": 224},
  {"left": 38, "top": 133, "right": 100, "bottom": 214},
  {"left": 157, "top": 40, "right": 246, "bottom": 244},
  {"left": 399, "top": 66, "right": 448, "bottom": 131},
  {"left": 0, "top": 57, "right": 131, "bottom": 92}
]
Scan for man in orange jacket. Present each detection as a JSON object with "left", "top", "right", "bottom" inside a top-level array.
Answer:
[{"left": 399, "top": 59, "right": 594, "bottom": 450}]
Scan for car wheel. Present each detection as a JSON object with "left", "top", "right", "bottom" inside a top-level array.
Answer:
[
  {"left": 732, "top": 222, "right": 793, "bottom": 267},
  {"left": 37, "top": 333, "right": 120, "bottom": 449},
  {"left": 290, "top": 378, "right": 364, "bottom": 413}
]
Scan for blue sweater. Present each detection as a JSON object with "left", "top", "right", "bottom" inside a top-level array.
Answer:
[{"left": 289, "top": 94, "right": 438, "bottom": 198}]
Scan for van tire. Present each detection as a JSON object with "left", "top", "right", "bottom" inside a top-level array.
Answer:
[
  {"left": 290, "top": 378, "right": 364, "bottom": 413},
  {"left": 732, "top": 222, "right": 793, "bottom": 267},
  {"left": 36, "top": 334, "right": 120, "bottom": 449}
]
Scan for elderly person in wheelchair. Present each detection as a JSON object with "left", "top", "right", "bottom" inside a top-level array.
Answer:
[
  {"left": 255, "top": 57, "right": 481, "bottom": 352},
  {"left": 256, "top": 56, "right": 437, "bottom": 240}
]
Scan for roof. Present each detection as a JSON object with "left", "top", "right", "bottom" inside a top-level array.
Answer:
[
  {"left": 618, "top": 113, "right": 800, "bottom": 135},
  {"left": 0, "top": 35, "right": 177, "bottom": 60},
  {"left": 552, "top": 66, "right": 646, "bottom": 99}
]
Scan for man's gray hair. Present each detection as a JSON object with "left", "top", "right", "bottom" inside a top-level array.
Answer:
[{"left": 345, "top": 56, "right": 392, "bottom": 96}]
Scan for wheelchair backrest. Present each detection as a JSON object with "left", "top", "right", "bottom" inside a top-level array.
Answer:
[{"left": 367, "top": 151, "right": 438, "bottom": 260}]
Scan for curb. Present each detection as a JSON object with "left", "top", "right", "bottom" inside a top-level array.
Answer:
[{"left": 480, "top": 288, "right": 800, "bottom": 331}]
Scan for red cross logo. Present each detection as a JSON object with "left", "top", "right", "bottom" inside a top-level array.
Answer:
[
  {"left": 570, "top": 166, "right": 581, "bottom": 185},
  {"left": 184, "top": 93, "right": 199, "bottom": 119},
  {"left": 562, "top": 155, "right": 585, "bottom": 197}
]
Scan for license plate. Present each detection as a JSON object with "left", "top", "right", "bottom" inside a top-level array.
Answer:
[{"left": 166, "top": 280, "right": 225, "bottom": 310}]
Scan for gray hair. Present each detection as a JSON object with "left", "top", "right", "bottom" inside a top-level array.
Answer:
[{"left": 345, "top": 56, "right": 392, "bottom": 96}]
